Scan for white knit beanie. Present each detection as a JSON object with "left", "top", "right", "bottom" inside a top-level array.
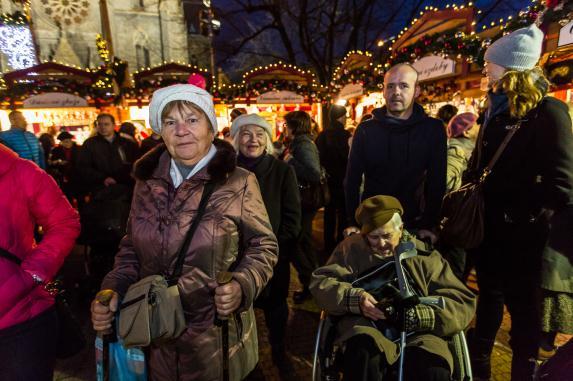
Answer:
[
  {"left": 230, "top": 113, "right": 273, "bottom": 141},
  {"left": 484, "top": 24, "right": 544, "bottom": 71},
  {"left": 149, "top": 84, "right": 218, "bottom": 134}
]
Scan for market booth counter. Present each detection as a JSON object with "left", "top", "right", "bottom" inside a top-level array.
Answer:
[
  {"left": 0, "top": 61, "right": 111, "bottom": 143},
  {"left": 216, "top": 62, "right": 326, "bottom": 137}
]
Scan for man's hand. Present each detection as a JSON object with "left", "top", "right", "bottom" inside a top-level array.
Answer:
[
  {"left": 91, "top": 290, "right": 118, "bottom": 332},
  {"left": 215, "top": 280, "right": 242, "bottom": 317},
  {"left": 103, "top": 177, "right": 117, "bottom": 187},
  {"left": 418, "top": 229, "right": 437, "bottom": 245},
  {"left": 343, "top": 226, "right": 360, "bottom": 238},
  {"left": 359, "top": 292, "right": 386, "bottom": 321}
]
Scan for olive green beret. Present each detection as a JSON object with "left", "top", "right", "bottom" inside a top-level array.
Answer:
[{"left": 355, "top": 195, "right": 404, "bottom": 234}]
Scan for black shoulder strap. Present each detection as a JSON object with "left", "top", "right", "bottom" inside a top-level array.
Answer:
[
  {"left": 169, "top": 182, "right": 216, "bottom": 283},
  {"left": 0, "top": 247, "right": 22, "bottom": 265}
]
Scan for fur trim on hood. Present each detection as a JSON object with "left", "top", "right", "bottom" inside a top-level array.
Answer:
[{"left": 133, "top": 138, "right": 237, "bottom": 183}]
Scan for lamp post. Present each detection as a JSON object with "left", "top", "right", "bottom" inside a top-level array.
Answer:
[{"left": 203, "top": 0, "right": 217, "bottom": 88}]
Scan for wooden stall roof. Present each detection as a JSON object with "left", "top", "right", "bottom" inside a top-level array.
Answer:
[
  {"left": 392, "top": 6, "right": 476, "bottom": 51},
  {"left": 132, "top": 62, "right": 210, "bottom": 82},
  {"left": 242, "top": 62, "right": 315, "bottom": 85},
  {"left": 3, "top": 61, "right": 95, "bottom": 86}
]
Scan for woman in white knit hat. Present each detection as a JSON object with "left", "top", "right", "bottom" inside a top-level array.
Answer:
[
  {"left": 91, "top": 84, "right": 278, "bottom": 380},
  {"left": 464, "top": 24, "right": 573, "bottom": 381},
  {"left": 230, "top": 113, "right": 301, "bottom": 370}
]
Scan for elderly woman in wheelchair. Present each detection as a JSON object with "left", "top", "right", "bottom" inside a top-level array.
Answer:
[{"left": 310, "top": 196, "right": 476, "bottom": 380}]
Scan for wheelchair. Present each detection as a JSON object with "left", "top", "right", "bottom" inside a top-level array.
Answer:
[{"left": 312, "top": 311, "right": 473, "bottom": 381}]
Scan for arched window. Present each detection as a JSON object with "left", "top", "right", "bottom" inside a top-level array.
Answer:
[{"left": 135, "top": 44, "right": 150, "bottom": 69}]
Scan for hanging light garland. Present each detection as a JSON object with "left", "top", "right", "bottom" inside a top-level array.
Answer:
[{"left": 383, "top": 1, "right": 546, "bottom": 69}]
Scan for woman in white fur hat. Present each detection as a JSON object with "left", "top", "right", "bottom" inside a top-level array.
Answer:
[
  {"left": 91, "top": 84, "right": 278, "bottom": 380},
  {"left": 230, "top": 114, "right": 301, "bottom": 370},
  {"left": 465, "top": 24, "right": 573, "bottom": 381}
]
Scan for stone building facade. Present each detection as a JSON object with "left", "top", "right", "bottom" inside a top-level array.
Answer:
[{"left": 0, "top": 0, "right": 203, "bottom": 72}]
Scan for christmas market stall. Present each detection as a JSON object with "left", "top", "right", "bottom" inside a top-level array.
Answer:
[
  {"left": 542, "top": 0, "right": 573, "bottom": 113},
  {"left": 129, "top": 61, "right": 216, "bottom": 132},
  {"left": 330, "top": 51, "right": 384, "bottom": 125},
  {"left": 0, "top": 61, "right": 108, "bottom": 143},
  {"left": 215, "top": 62, "right": 325, "bottom": 136},
  {"left": 384, "top": 4, "right": 482, "bottom": 116}
]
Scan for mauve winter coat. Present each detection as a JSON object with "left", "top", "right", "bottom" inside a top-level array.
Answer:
[
  {"left": 0, "top": 144, "right": 80, "bottom": 330},
  {"left": 101, "top": 140, "right": 278, "bottom": 381}
]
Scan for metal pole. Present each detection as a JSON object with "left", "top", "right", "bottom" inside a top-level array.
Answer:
[
  {"left": 204, "top": 1, "right": 217, "bottom": 88},
  {"left": 158, "top": 0, "right": 165, "bottom": 62}
]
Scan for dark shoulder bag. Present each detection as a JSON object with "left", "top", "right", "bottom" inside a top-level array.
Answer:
[
  {"left": 118, "top": 182, "right": 216, "bottom": 348},
  {"left": 440, "top": 120, "right": 523, "bottom": 249},
  {"left": 0, "top": 247, "right": 86, "bottom": 359}
]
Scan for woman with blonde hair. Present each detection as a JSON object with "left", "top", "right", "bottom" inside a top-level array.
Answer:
[{"left": 466, "top": 24, "right": 573, "bottom": 381}]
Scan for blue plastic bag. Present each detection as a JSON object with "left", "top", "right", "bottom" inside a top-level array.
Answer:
[{"left": 96, "top": 335, "right": 147, "bottom": 381}]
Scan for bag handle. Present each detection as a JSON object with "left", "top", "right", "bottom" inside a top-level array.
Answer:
[
  {"left": 479, "top": 120, "right": 523, "bottom": 182},
  {"left": 169, "top": 182, "right": 216, "bottom": 283}
]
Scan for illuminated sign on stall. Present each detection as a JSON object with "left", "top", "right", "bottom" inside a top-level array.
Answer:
[{"left": 412, "top": 55, "right": 456, "bottom": 82}]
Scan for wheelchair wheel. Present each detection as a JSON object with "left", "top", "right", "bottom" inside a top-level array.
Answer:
[{"left": 313, "top": 312, "right": 342, "bottom": 381}]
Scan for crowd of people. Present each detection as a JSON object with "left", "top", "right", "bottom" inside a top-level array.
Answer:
[{"left": 0, "top": 23, "right": 572, "bottom": 381}]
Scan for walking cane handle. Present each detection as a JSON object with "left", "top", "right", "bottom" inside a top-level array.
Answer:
[
  {"left": 216, "top": 272, "right": 234, "bottom": 321},
  {"left": 95, "top": 289, "right": 116, "bottom": 336}
]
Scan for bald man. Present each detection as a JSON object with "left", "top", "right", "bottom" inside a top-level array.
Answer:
[{"left": 344, "top": 64, "right": 447, "bottom": 244}]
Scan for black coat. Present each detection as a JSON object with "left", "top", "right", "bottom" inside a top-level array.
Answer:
[
  {"left": 316, "top": 121, "right": 351, "bottom": 186},
  {"left": 77, "top": 133, "right": 140, "bottom": 195},
  {"left": 49, "top": 143, "right": 81, "bottom": 195},
  {"left": 288, "top": 134, "right": 321, "bottom": 185},
  {"left": 473, "top": 97, "right": 573, "bottom": 225},
  {"left": 345, "top": 104, "right": 447, "bottom": 229},
  {"left": 238, "top": 154, "right": 301, "bottom": 305}
]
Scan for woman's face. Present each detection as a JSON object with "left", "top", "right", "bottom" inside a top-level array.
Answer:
[
  {"left": 482, "top": 61, "right": 506, "bottom": 89},
  {"left": 161, "top": 103, "right": 213, "bottom": 166},
  {"left": 365, "top": 222, "right": 402, "bottom": 258},
  {"left": 238, "top": 125, "right": 267, "bottom": 159}
]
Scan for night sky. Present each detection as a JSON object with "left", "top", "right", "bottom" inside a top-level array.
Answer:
[{"left": 212, "top": 0, "right": 539, "bottom": 79}]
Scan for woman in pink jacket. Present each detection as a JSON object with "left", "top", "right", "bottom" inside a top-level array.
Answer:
[{"left": 0, "top": 144, "right": 80, "bottom": 380}]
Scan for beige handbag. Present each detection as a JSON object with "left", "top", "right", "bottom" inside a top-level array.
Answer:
[
  {"left": 118, "top": 182, "right": 216, "bottom": 348},
  {"left": 118, "top": 275, "right": 186, "bottom": 348}
]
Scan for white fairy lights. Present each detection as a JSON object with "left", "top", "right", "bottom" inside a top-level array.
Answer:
[{"left": 0, "top": 25, "right": 37, "bottom": 70}]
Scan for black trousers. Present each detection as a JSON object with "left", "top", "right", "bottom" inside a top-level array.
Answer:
[
  {"left": 470, "top": 217, "right": 548, "bottom": 381},
  {"left": 291, "top": 208, "right": 319, "bottom": 289},
  {"left": 324, "top": 184, "right": 347, "bottom": 256},
  {"left": 343, "top": 335, "right": 451, "bottom": 381},
  {"left": 255, "top": 250, "right": 291, "bottom": 352},
  {"left": 0, "top": 307, "right": 58, "bottom": 381}
]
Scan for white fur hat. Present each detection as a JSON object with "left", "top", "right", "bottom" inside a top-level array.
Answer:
[
  {"left": 148, "top": 84, "right": 218, "bottom": 134},
  {"left": 230, "top": 113, "right": 273, "bottom": 141}
]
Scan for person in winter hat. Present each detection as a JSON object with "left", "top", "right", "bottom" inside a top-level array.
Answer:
[
  {"left": 231, "top": 113, "right": 301, "bottom": 370},
  {"left": 468, "top": 24, "right": 573, "bottom": 381},
  {"left": 91, "top": 84, "right": 278, "bottom": 381},
  {"left": 310, "top": 195, "right": 476, "bottom": 381}
]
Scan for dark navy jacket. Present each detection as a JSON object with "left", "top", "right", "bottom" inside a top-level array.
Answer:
[{"left": 345, "top": 104, "right": 447, "bottom": 229}]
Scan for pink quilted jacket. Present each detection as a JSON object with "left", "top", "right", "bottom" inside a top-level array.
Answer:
[{"left": 0, "top": 145, "right": 80, "bottom": 330}]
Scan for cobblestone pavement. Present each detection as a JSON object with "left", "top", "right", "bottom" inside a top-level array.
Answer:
[{"left": 54, "top": 211, "right": 571, "bottom": 380}]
